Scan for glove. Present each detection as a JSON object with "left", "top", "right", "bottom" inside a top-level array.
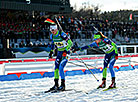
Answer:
[
  {"left": 115, "top": 54, "right": 118, "bottom": 60},
  {"left": 49, "top": 50, "right": 53, "bottom": 58},
  {"left": 71, "top": 47, "right": 80, "bottom": 53},
  {"left": 62, "top": 50, "right": 67, "bottom": 57}
]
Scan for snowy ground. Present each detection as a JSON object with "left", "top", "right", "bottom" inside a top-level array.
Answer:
[{"left": 0, "top": 69, "right": 138, "bottom": 102}]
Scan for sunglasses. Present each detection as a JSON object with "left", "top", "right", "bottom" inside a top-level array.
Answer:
[{"left": 50, "top": 29, "right": 56, "bottom": 32}]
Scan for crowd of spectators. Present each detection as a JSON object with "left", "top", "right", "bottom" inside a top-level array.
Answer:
[{"left": 0, "top": 10, "right": 138, "bottom": 48}]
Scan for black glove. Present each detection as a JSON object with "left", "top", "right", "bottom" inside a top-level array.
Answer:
[{"left": 49, "top": 51, "right": 53, "bottom": 58}]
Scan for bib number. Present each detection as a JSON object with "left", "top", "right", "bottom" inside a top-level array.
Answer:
[
  {"left": 101, "top": 44, "right": 113, "bottom": 52},
  {"left": 54, "top": 40, "right": 68, "bottom": 48}
]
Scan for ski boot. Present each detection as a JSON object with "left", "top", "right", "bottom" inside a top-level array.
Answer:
[
  {"left": 97, "top": 78, "right": 106, "bottom": 89},
  {"left": 50, "top": 79, "right": 59, "bottom": 91},
  {"left": 58, "top": 79, "right": 65, "bottom": 91},
  {"left": 108, "top": 77, "right": 116, "bottom": 88}
]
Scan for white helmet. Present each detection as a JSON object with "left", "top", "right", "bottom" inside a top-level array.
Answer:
[{"left": 50, "top": 25, "right": 57, "bottom": 31}]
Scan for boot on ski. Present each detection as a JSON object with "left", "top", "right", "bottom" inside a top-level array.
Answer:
[
  {"left": 97, "top": 78, "right": 106, "bottom": 89},
  {"left": 50, "top": 79, "right": 59, "bottom": 91},
  {"left": 58, "top": 79, "right": 65, "bottom": 91},
  {"left": 108, "top": 77, "right": 116, "bottom": 89}
]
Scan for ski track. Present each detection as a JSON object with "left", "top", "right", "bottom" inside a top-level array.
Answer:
[{"left": 0, "top": 69, "right": 138, "bottom": 102}]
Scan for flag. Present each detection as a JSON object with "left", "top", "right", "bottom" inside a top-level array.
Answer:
[
  {"left": 44, "top": 18, "right": 55, "bottom": 24},
  {"left": 129, "top": 13, "right": 132, "bottom": 20}
]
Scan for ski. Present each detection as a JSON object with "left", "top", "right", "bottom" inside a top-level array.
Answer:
[
  {"left": 44, "top": 89, "right": 84, "bottom": 94},
  {"left": 44, "top": 89, "right": 56, "bottom": 93},
  {"left": 34, "top": 89, "right": 58, "bottom": 96},
  {"left": 50, "top": 89, "right": 73, "bottom": 93},
  {"left": 103, "top": 87, "right": 118, "bottom": 91},
  {"left": 44, "top": 89, "right": 75, "bottom": 93},
  {"left": 85, "top": 88, "right": 103, "bottom": 94}
]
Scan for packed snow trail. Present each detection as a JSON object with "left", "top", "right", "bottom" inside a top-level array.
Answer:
[{"left": 0, "top": 69, "right": 138, "bottom": 102}]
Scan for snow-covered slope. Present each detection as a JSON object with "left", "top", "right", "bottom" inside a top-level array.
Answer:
[{"left": 0, "top": 69, "right": 138, "bottom": 102}]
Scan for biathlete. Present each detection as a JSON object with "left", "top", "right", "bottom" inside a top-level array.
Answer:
[
  {"left": 73, "top": 32, "right": 118, "bottom": 89},
  {"left": 49, "top": 24, "right": 73, "bottom": 91}
]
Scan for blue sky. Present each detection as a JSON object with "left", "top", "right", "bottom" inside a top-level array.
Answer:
[{"left": 70, "top": 0, "right": 138, "bottom": 12}]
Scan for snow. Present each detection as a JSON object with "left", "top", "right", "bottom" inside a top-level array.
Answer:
[{"left": 0, "top": 69, "right": 138, "bottom": 102}]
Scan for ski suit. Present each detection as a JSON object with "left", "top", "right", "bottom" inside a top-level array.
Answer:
[
  {"left": 80, "top": 38, "right": 118, "bottom": 78},
  {"left": 50, "top": 30, "right": 73, "bottom": 80}
]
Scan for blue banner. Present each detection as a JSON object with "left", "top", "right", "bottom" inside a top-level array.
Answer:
[{"left": 12, "top": 47, "right": 51, "bottom": 54}]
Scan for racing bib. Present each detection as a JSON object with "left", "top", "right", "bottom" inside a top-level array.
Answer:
[
  {"left": 54, "top": 40, "right": 68, "bottom": 48},
  {"left": 100, "top": 44, "right": 113, "bottom": 52}
]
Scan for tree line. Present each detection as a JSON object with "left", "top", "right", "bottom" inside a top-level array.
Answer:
[{"left": 68, "top": 3, "right": 138, "bottom": 22}]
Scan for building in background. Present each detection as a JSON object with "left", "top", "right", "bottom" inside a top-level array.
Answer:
[{"left": 0, "top": 0, "right": 72, "bottom": 13}]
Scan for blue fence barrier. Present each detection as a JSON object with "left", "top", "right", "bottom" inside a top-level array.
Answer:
[{"left": 0, "top": 65, "right": 138, "bottom": 81}]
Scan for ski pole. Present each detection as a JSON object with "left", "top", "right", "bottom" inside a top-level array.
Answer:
[
  {"left": 69, "top": 61, "right": 99, "bottom": 69},
  {"left": 91, "top": 47, "right": 104, "bottom": 54},
  {"left": 55, "top": 16, "right": 98, "bottom": 81},
  {"left": 93, "top": 26, "right": 99, "bottom": 32},
  {"left": 68, "top": 61, "right": 86, "bottom": 67},
  {"left": 75, "top": 52, "right": 99, "bottom": 82},
  {"left": 55, "top": 16, "right": 64, "bottom": 33},
  {"left": 71, "top": 58, "right": 100, "bottom": 69}
]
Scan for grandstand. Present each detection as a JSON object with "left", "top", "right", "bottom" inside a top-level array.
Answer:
[
  {"left": 0, "top": 0, "right": 138, "bottom": 58},
  {"left": 0, "top": 0, "right": 72, "bottom": 58}
]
